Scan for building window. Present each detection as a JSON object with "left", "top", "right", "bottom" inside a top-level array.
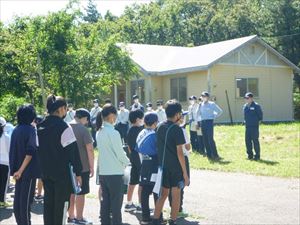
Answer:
[
  {"left": 170, "top": 77, "right": 187, "bottom": 102},
  {"left": 236, "top": 78, "right": 259, "bottom": 98},
  {"left": 131, "top": 80, "right": 145, "bottom": 103}
]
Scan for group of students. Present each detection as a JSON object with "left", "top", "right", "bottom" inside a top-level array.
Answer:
[{"left": 0, "top": 89, "right": 263, "bottom": 225}]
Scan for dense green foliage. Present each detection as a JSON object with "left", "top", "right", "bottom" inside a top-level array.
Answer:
[{"left": 0, "top": 0, "right": 299, "bottom": 117}]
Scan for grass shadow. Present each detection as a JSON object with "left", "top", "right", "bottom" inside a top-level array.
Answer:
[
  {"left": 0, "top": 208, "right": 13, "bottom": 221},
  {"left": 255, "top": 159, "right": 279, "bottom": 166},
  {"left": 208, "top": 159, "right": 231, "bottom": 165}
]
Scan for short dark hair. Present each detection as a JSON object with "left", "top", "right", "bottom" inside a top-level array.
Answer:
[
  {"left": 129, "top": 109, "right": 144, "bottom": 124},
  {"left": 101, "top": 104, "right": 117, "bottom": 118},
  {"left": 47, "top": 95, "right": 67, "bottom": 114},
  {"left": 75, "top": 108, "right": 90, "bottom": 121},
  {"left": 144, "top": 113, "right": 158, "bottom": 126},
  {"left": 17, "top": 104, "right": 36, "bottom": 125},
  {"left": 165, "top": 100, "right": 182, "bottom": 118}
]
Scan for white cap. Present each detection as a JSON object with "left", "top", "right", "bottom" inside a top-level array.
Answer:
[{"left": 0, "top": 117, "right": 6, "bottom": 127}]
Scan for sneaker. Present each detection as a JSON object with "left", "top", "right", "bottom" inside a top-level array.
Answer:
[
  {"left": 0, "top": 201, "right": 13, "bottom": 208},
  {"left": 177, "top": 211, "right": 189, "bottom": 218},
  {"left": 135, "top": 205, "right": 142, "bottom": 213},
  {"left": 35, "top": 195, "right": 44, "bottom": 201},
  {"left": 75, "top": 218, "right": 92, "bottom": 225},
  {"left": 124, "top": 203, "right": 136, "bottom": 212},
  {"left": 67, "top": 217, "right": 76, "bottom": 224}
]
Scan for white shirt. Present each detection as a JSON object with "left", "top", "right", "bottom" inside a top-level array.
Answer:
[
  {"left": 117, "top": 109, "right": 129, "bottom": 124},
  {"left": 181, "top": 128, "right": 190, "bottom": 157},
  {"left": 0, "top": 132, "right": 11, "bottom": 165},
  {"left": 64, "top": 110, "right": 75, "bottom": 123},
  {"left": 90, "top": 106, "right": 102, "bottom": 120},
  {"left": 188, "top": 103, "right": 199, "bottom": 122},
  {"left": 156, "top": 109, "right": 167, "bottom": 123}
]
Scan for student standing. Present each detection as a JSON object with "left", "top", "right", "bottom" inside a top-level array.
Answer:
[
  {"left": 9, "top": 105, "right": 40, "bottom": 225},
  {"left": 68, "top": 109, "right": 94, "bottom": 224},
  {"left": 130, "top": 95, "right": 144, "bottom": 112},
  {"left": 243, "top": 92, "right": 263, "bottom": 160},
  {"left": 90, "top": 99, "right": 102, "bottom": 148},
  {"left": 115, "top": 102, "right": 129, "bottom": 144},
  {"left": 188, "top": 96, "right": 200, "bottom": 153},
  {"left": 96, "top": 104, "right": 129, "bottom": 225},
  {"left": 135, "top": 113, "right": 161, "bottom": 224},
  {"left": 0, "top": 117, "right": 11, "bottom": 208},
  {"left": 64, "top": 103, "right": 76, "bottom": 123},
  {"left": 197, "top": 91, "right": 223, "bottom": 160},
  {"left": 169, "top": 111, "right": 191, "bottom": 218},
  {"left": 125, "top": 110, "right": 144, "bottom": 213},
  {"left": 37, "top": 95, "right": 82, "bottom": 225},
  {"left": 153, "top": 100, "right": 189, "bottom": 225},
  {"left": 156, "top": 100, "right": 167, "bottom": 124}
]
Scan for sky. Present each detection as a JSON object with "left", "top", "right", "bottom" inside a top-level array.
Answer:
[{"left": 0, "top": 0, "right": 151, "bottom": 24}]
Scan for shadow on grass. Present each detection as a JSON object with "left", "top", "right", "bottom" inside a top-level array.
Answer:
[
  {"left": 255, "top": 159, "right": 279, "bottom": 166},
  {"left": 208, "top": 159, "right": 231, "bottom": 165}
]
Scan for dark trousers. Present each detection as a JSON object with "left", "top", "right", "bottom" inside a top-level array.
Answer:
[
  {"left": 168, "top": 156, "right": 190, "bottom": 212},
  {"left": 43, "top": 178, "right": 71, "bottom": 225},
  {"left": 115, "top": 123, "right": 129, "bottom": 144},
  {"left": 99, "top": 175, "right": 124, "bottom": 225},
  {"left": 245, "top": 126, "right": 260, "bottom": 159},
  {"left": 13, "top": 178, "right": 36, "bottom": 225},
  {"left": 201, "top": 120, "right": 219, "bottom": 159},
  {"left": 91, "top": 128, "right": 97, "bottom": 148},
  {"left": 0, "top": 164, "right": 9, "bottom": 202},
  {"left": 141, "top": 184, "right": 158, "bottom": 221},
  {"left": 190, "top": 130, "right": 205, "bottom": 154}
]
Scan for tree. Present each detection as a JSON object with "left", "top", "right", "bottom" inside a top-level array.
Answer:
[{"left": 83, "top": 0, "right": 101, "bottom": 23}]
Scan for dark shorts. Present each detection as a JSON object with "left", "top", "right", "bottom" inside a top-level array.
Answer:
[
  {"left": 75, "top": 172, "right": 90, "bottom": 195},
  {"left": 162, "top": 168, "right": 183, "bottom": 189},
  {"left": 129, "top": 151, "right": 141, "bottom": 185}
]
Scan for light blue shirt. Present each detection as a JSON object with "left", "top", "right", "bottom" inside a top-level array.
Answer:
[
  {"left": 117, "top": 109, "right": 129, "bottom": 124},
  {"left": 197, "top": 101, "right": 223, "bottom": 121},
  {"left": 96, "top": 122, "right": 129, "bottom": 175}
]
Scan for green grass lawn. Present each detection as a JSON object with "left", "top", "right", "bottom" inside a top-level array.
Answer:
[{"left": 189, "top": 122, "right": 300, "bottom": 178}]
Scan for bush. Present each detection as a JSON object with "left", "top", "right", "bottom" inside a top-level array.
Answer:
[
  {"left": 0, "top": 94, "right": 27, "bottom": 124},
  {"left": 294, "top": 92, "right": 300, "bottom": 120}
]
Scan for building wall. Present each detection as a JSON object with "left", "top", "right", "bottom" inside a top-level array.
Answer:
[{"left": 210, "top": 64, "right": 294, "bottom": 123}]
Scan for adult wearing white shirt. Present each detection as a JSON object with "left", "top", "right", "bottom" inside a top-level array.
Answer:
[
  {"left": 115, "top": 102, "right": 129, "bottom": 144},
  {"left": 90, "top": 99, "right": 102, "bottom": 148},
  {"left": 0, "top": 117, "right": 11, "bottom": 208},
  {"left": 64, "top": 103, "right": 76, "bottom": 123},
  {"left": 156, "top": 100, "right": 167, "bottom": 123},
  {"left": 130, "top": 95, "right": 144, "bottom": 112},
  {"left": 196, "top": 91, "right": 223, "bottom": 160}
]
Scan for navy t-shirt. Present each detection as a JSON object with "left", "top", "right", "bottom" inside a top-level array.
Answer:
[{"left": 9, "top": 124, "right": 41, "bottom": 179}]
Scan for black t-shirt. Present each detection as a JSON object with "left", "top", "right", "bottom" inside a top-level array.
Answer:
[
  {"left": 127, "top": 126, "right": 143, "bottom": 152},
  {"left": 156, "top": 121, "right": 185, "bottom": 172}
]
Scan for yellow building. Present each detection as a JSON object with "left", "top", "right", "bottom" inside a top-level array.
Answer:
[{"left": 112, "top": 35, "right": 299, "bottom": 123}]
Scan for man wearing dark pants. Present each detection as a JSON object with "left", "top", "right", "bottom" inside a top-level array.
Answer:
[
  {"left": 197, "top": 92, "right": 223, "bottom": 160},
  {"left": 37, "top": 95, "right": 82, "bottom": 225},
  {"left": 243, "top": 92, "right": 263, "bottom": 160}
]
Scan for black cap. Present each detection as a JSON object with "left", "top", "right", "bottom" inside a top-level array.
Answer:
[
  {"left": 189, "top": 95, "right": 197, "bottom": 100},
  {"left": 132, "top": 95, "right": 139, "bottom": 100},
  {"left": 75, "top": 108, "right": 90, "bottom": 121},
  {"left": 146, "top": 102, "right": 152, "bottom": 107},
  {"left": 201, "top": 91, "right": 210, "bottom": 97},
  {"left": 144, "top": 113, "right": 158, "bottom": 126},
  {"left": 47, "top": 95, "right": 67, "bottom": 113},
  {"left": 93, "top": 99, "right": 99, "bottom": 103},
  {"left": 244, "top": 92, "right": 254, "bottom": 98},
  {"left": 119, "top": 102, "right": 125, "bottom": 107}
]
